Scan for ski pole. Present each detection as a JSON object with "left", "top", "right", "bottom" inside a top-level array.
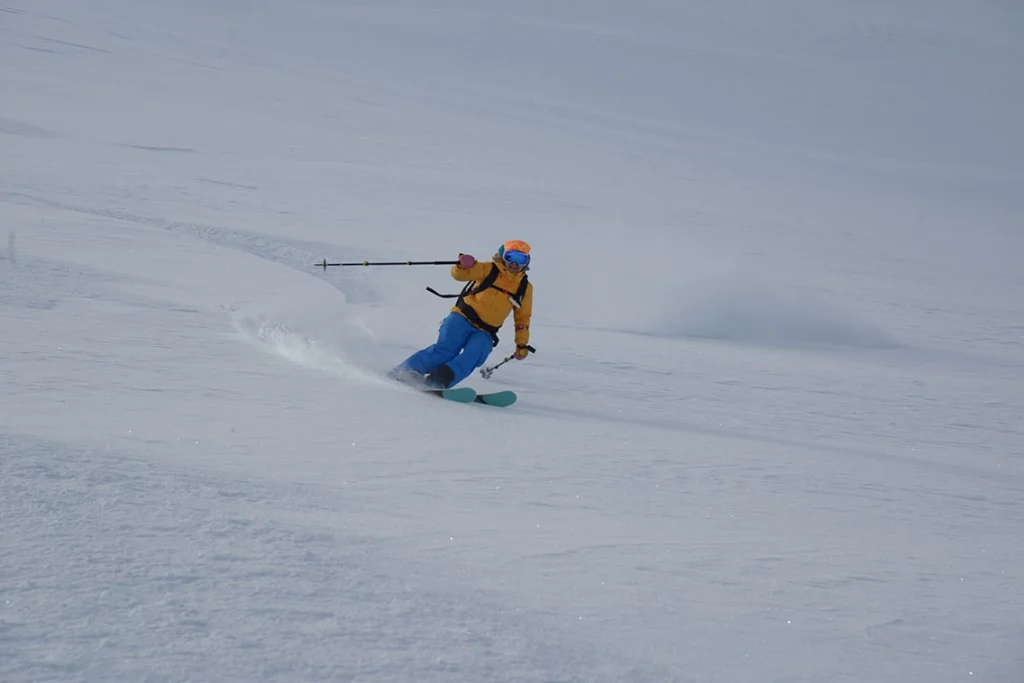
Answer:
[
  {"left": 480, "top": 346, "right": 536, "bottom": 379},
  {"left": 480, "top": 356, "right": 513, "bottom": 378},
  {"left": 315, "top": 258, "right": 458, "bottom": 271}
]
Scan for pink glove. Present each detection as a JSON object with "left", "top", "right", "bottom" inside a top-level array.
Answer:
[{"left": 458, "top": 253, "right": 476, "bottom": 269}]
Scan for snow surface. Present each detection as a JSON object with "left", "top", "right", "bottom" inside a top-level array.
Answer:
[{"left": 2, "top": 1, "right": 1023, "bottom": 681}]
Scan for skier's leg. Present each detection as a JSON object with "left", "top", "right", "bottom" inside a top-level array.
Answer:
[
  {"left": 394, "top": 313, "right": 471, "bottom": 375},
  {"left": 444, "top": 328, "right": 494, "bottom": 386}
]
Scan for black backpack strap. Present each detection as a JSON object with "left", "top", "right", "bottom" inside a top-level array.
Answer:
[
  {"left": 464, "top": 271, "right": 529, "bottom": 308},
  {"left": 425, "top": 287, "right": 462, "bottom": 298},
  {"left": 423, "top": 266, "right": 527, "bottom": 347},
  {"left": 466, "top": 263, "right": 501, "bottom": 297},
  {"left": 455, "top": 299, "right": 501, "bottom": 347},
  {"left": 425, "top": 264, "right": 502, "bottom": 347},
  {"left": 457, "top": 264, "right": 502, "bottom": 346},
  {"left": 426, "top": 263, "right": 499, "bottom": 300},
  {"left": 512, "top": 274, "right": 529, "bottom": 308}
]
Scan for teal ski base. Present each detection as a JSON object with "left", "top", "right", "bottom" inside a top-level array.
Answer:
[
  {"left": 423, "top": 387, "right": 477, "bottom": 403},
  {"left": 474, "top": 390, "right": 517, "bottom": 407},
  {"left": 423, "top": 387, "right": 517, "bottom": 407}
]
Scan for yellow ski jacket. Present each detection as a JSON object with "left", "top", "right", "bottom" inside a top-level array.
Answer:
[{"left": 450, "top": 255, "right": 533, "bottom": 348}]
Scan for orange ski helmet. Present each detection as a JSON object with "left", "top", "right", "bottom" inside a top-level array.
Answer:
[{"left": 498, "top": 239, "right": 531, "bottom": 267}]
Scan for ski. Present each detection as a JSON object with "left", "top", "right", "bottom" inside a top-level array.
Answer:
[
  {"left": 421, "top": 387, "right": 517, "bottom": 407},
  {"left": 474, "top": 390, "right": 517, "bottom": 407},
  {"left": 423, "top": 387, "right": 477, "bottom": 403}
]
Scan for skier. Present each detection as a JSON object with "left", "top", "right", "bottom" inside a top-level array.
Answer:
[{"left": 389, "top": 239, "right": 534, "bottom": 389}]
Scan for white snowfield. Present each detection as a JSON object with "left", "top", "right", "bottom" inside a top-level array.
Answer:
[{"left": 2, "top": 1, "right": 1022, "bottom": 681}]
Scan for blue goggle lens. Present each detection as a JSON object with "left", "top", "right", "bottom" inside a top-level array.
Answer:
[{"left": 504, "top": 250, "right": 530, "bottom": 266}]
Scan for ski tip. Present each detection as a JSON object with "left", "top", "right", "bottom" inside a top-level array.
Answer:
[{"left": 475, "top": 390, "right": 517, "bottom": 407}]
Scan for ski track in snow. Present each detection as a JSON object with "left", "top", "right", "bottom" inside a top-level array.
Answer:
[{"left": 0, "top": 190, "right": 375, "bottom": 303}]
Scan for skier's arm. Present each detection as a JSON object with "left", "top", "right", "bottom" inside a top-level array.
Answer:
[
  {"left": 513, "top": 283, "right": 533, "bottom": 347},
  {"left": 451, "top": 259, "right": 492, "bottom": 282}
]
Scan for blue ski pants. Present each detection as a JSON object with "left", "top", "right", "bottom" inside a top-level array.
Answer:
[{"left": 396, "top": 312, "right": 493, "bottom": 386}]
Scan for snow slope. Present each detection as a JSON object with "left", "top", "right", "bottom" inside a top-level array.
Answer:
[{"left": 2, "top": 1, "right": 1022, "bottom": 681}]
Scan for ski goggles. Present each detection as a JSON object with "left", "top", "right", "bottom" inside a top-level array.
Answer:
[{"left": 503, "top": 250, "right": 530, "bottom": 267}]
